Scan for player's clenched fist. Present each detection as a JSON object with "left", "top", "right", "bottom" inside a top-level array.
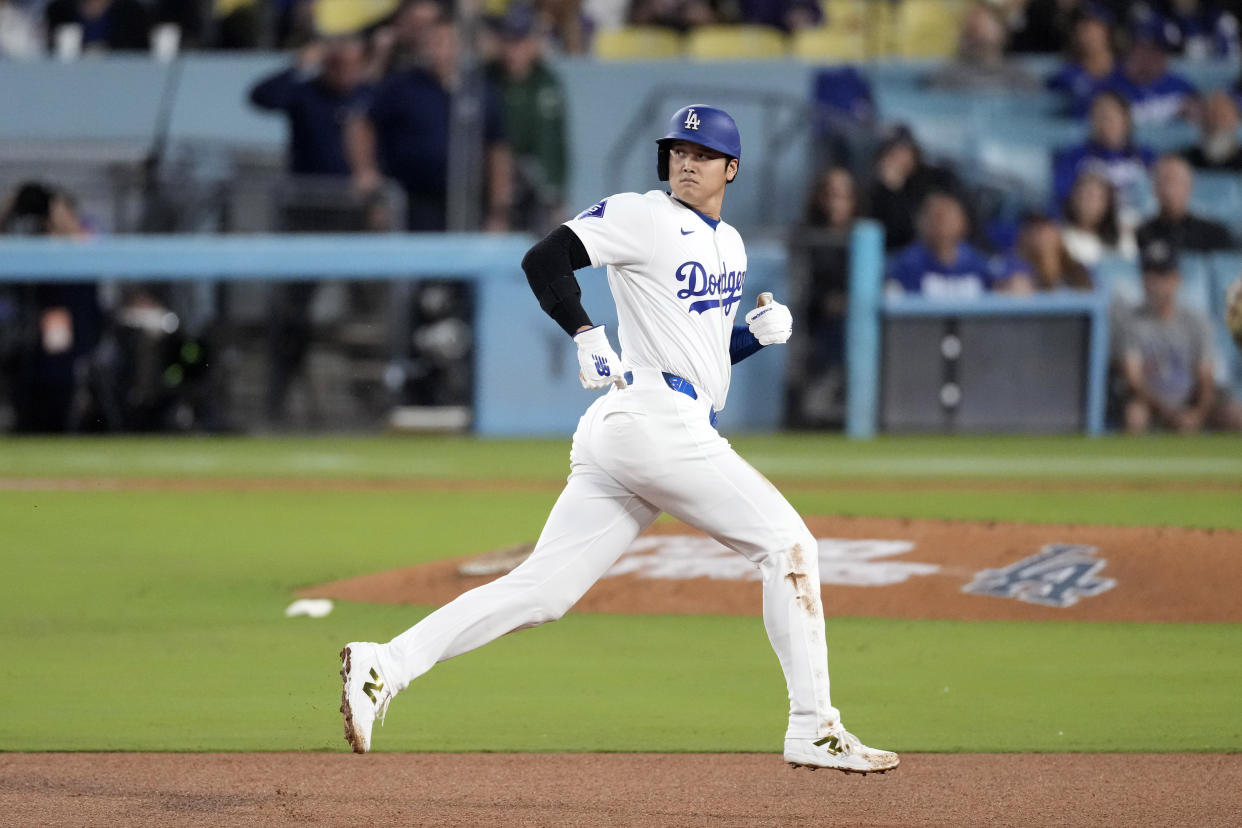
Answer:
[
  {"left": 573, "top": 325, "right": 628, "bottom": 390},
  {"left": 745, "top": 299, "right": 793, "bottom": 346}
]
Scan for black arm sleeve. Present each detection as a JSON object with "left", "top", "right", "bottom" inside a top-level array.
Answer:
[{"left": 522, "top": 225, "right": 594, "bottom": 336}]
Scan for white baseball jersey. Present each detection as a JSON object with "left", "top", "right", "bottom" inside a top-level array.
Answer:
[{"left": 563, "top": 190, "right": 747, "bottom": 411}]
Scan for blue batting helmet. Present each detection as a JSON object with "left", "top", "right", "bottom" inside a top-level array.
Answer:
[{"left": 656, "top": 105, "right": 741, "bottom": 181}]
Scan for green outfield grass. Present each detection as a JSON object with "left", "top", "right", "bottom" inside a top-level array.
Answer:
[
  {"left": 3, "top": 432, "right": 1242, "bottom": 482},
  {"left": 1, "top": 435, "right": 1239, "bottom": 753}
]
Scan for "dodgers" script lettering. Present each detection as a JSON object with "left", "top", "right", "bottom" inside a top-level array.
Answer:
[{"left": 674, "top": 260, "right": 746, "bottom": 314}]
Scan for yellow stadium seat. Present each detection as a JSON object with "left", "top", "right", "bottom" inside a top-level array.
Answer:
[
  {"left": 684, "top": 25, "right": 788, "bottom": 61},
  {"left": 821, "top": 0, "right": 864, "bottom": 30},
  {"left": 214, "top": 0, "right": 254, "bottom": 14},
  {"left": 482, "top": 0, "right": 511, "bottom": 17},
  {"left": 791, "top": 26, "right": 866, "bottom": 63},
  {"left": 313, "top": 0, "right": 399, "bottom": 37},
  {"left": 593, "top": 26, "right": 684, "bottom": 60},
  {"left": 894, "top": 0, "right": 965, "bottom": 59}
]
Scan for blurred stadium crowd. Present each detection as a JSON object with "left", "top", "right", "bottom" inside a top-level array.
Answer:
[{"left": 2, "top": 0, "right": 1241, "bottom": 435}]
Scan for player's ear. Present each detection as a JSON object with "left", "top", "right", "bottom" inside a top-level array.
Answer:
[{"left": 726, "top": 158, "right": 738, "bottom": 183}]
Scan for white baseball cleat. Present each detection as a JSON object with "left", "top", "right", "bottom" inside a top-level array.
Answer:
[
  {"left": 784, "top": 728, "right": 900, "bottom": 774},
  {"left": 339, "top": 642, "right": 394, "bottom": 754}
]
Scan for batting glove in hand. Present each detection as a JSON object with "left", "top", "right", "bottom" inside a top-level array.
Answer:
[
  {"left": 745, "top": 299, "right": 793, "bottom": 346},
  {"left": 573, "top": 325, "right": 628, "bottom": 390}
]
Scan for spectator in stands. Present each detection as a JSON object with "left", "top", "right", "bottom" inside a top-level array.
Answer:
[
  {"left": 803, "top": 165, "right": 858, "bottom": 297},
  {"left": 1060, "top": 169, "right": 1136, "bottom": 266},
  {"left": 0, "top": 182, "right": 102, "bottom": 433},
  {"left": 485, "top": 8, "right": 569, "bottom": 233},
  {"left": 1182, "top": 89, "right": 1242, "bottom": 171},
  {"left": 926, "top": 2, "right": 1041, "bottom": 92},
  {"left": 1, "top": 0, "right": 43, "bottom": 58},
  {"left": 793, "top": 166, "right": 858, "bottom": 425},
  {"left": 1137, "top": 154, "right": 1234, "bottom": 252},
  {"left": 44, "top": 0, "right": 150, "bottom": 52},
  {"left": 1129, "top": 0, "right": 1240, "bottom": 60},
  {"left": 736, "top": 0, "right": 821, "bottom": 32},
  {"left": 1100, "top": 24, "right": 1198, "bottom": 125},
  {"left": 1053, "top": 90, "right": 1155, "bottom": 211},
  {"left": 1113, "top": 240, "right": 1242, "bottom": 433},
  {"left": 1012, "top": 212, "right": 1094, "bottom": 291},
  {"left": 250, "top": 36, "right": 376, "bottom": 178},
  {"left": 886, "top": 191, "right": 1018, "bottom": 299},
  {"left": 867, "top": 125, "right": 961, "bottom": 252},
  {"left": 347, "top": 17, "right": 512, "bottom": 232},
  {"left": 1046, "top": 9, "right": 1118, "bottom": 117}
]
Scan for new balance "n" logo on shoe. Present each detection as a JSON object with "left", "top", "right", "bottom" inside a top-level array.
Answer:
[
  {"left": 813, "top": 734, "right": 843, "bottom": 755},
  {"left": 364, "top": 669, "right": 384, "bottom": 704}
]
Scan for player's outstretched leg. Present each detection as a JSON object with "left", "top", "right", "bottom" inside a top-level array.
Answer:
[
  {"left": 339, "top": 466, "right": 657, "bottom": 753},
  {"left": 756, "top": 535, "right": 899, "bottom": 774},
  {"left": 591, "top": 390, "right": 898, "bottom": 773}
]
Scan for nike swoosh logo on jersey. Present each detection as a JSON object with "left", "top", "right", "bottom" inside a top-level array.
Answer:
[{"left": 680, "top": 228, "right": 694, "bottom": 235}]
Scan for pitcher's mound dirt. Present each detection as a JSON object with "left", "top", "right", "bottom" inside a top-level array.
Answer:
[
  {"left": 2, "top": 752, "right": 1239, "bottom": 827},
  {"left": 300, "top": 516, "right": 1242, "bottom": 623}
]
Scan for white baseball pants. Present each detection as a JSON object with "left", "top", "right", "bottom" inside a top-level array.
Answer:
[{"left": 376, "top": 367, "right": 842, "bottom": 740}]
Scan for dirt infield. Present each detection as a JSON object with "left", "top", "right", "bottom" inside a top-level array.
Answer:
[
  {"left": 301, "top": 516, "right": 1242, "bottom": 623},
  {"left": 3, "top": 752, "right": 1239, "bottom": 827}
]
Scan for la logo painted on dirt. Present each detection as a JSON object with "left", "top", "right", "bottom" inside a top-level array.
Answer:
[{"left": 962, "top": 544, "right": 1117, "bottom": 608}]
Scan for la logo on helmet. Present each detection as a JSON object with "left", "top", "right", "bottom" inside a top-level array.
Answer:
[{"left": 683, "top": 109, "right": 700, "bottom": 130}]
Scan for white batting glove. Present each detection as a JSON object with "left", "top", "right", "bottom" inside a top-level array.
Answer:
[
  {"left": 573, "top": 325, "right": 628, "bottom": 390},
  {"left": 745, "top": 299, "right": 793, "bottom": 346}
]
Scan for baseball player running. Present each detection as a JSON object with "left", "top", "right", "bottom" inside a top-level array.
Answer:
[{"left": 340, "top": 104, "right": 899, "bottom": 774}]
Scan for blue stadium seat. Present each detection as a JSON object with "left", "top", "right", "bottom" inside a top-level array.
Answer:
[
  {"left": 977, "top": 91, "right": 1066, "bottom": 118},
  {"left": 1093, "top": 255, "right": 1142, "bottom": 307},
  {"left": 1191, "top": 172, "right": 1242, "bottom": 231},
  {"left": 1178, "top": 254, "right": 1213, "bottom": 314},
  {"left": 1134, "top": 121, "right": 1198, "bottom": 153},
  {"left": 1130, "top": 174, "right": 1158, "bottom": 218},
  {"left": 1170, "top": 59, "right": 1240, "bottom": 94}
]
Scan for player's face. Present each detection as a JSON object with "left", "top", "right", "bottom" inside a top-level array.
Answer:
[{"left": 668, "top": 141, "right": 737, "bottom": 209}]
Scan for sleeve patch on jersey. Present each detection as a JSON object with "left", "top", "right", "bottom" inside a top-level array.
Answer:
[{"left": 576, "top": 199, "right": 608, "bottom": 219}]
